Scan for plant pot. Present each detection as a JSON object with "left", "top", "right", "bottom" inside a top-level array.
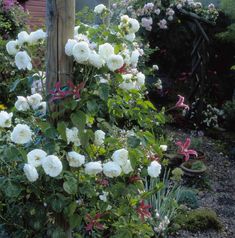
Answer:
[
  {"left": 197, "top": 151, "right": 206, "bottom": 160},
  {"left": 164, "top": 153, "right": 183, "bottom": 168},
  {"left": 180, "top": 160, "right": 207, "bottom": 177}
]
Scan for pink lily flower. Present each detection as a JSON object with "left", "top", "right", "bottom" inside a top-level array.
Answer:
[
  {"left": 176, "top": 138, "right": 198, "bottom": 161},
  {"left": 49, "top": 81, "right": 70, "bottom": 102},
  {"left": 175, "top": 95, "right": 189, "bottom": 110}
]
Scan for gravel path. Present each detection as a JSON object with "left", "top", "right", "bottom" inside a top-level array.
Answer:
[{"left": 168, "top": 128, "right": 235, "bottom": 238}]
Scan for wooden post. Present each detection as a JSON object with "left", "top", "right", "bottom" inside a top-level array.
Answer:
[
  {"left": 46, "top": 0, "right": 75, "bottom": 114},
  {"left": 46, "top": 0, "right": 75, "bottom": 235}
]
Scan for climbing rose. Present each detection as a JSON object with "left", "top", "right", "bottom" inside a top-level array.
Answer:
[
  {"left": 15, "top": 96, "right": 30, "bottom": 111},
  {"left": 72, "top": 41, "right": 90, "bottom": 63},
  {"left": 17, "top": 31, "right": 30, "bottom": 45},
  {"left": 106, "top": 54, "right": 124, "bottom": 71},
  {"left": 23, "top": 164, "right": 39, "bottom": 182},
  {"left": 84, "top": 161, "right": 103, "bottom": 176},
  {"left": 112, "top": 148, "right": 128, "bottom": 166},
  {"left": 94, "top": 130, "right": 106, "bottom": 146},
  {"left": 6, "top": 40, "right": 20, "bottom": 55},
  {"left": 103, "top": 161, "right": 122, "bottom": 178},
  {"left": 11, "top": 124, "right": 32, "bottom": 144},
  {"left": 27, "top": 93, "right": 43, "bottom": 110},
  {"left": 0, "top": 111, "right": 13, "bottom": 128},
  {"left": 27, "top": 149, "right": 47, "bottom": 168},
  {"left": 15, "top": 51, "right": 32, "bottom": 70},
  {"left": 42, "top": 155, "right": 63, "bottom": 177},
  {"left": 67, "top": 151, "right": 85, "bottom": 167},
  {"left": 94, "top": 4, "right": 107, "bottom": 14},
  {"left": 98, "top": 43, "right": 114, "bottom": 61},
  {"left": 65, "top": 39, "right": 77, "bottom": 56},
  {"left": 147, "top": 161, "right": 162, "bottom": 178}
]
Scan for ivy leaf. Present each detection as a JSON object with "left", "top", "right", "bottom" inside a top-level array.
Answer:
[
  {"left": 57, "top": 122, "right": 67, "bottom": 141},
  {"left": 63, "top": 177, "right": 78, "bottom": 195},
  {"left": 98, "top": 84, "right": 110, "bottom": 101},
  {"left": 71, "top": 111, "right": 86, "bottom": 132}
]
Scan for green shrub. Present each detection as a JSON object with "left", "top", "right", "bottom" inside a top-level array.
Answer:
[
  {"left": 178, "top": 188, "right": 199, "bottom": 209},
  {"left": 222, "top": 100, "right": 235, "bottom": 130},
  {"left": 174, "top": 208, "right": 223, "bottom": 232}
]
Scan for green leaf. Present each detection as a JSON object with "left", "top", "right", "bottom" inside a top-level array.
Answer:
[
  {"left": 57, "top": 122, "right": 67, "bottom": 141},
  {"left": 64, "top": 201, "right": 77, "bottom": 217},
  {"left": 127, "top": 136, "right": 140, "bottom": 148},
  {"left": 71, "top": 111, "right": 86, "bottom": 132},
  {"left": 98, "top": 84, "right": 110, "bottom": 101},
  {"left": 1, "top": 179, "right": 22, "bottom": 198},
  {"left": 37, "top": 121, "right": 51, "bottom": 133},
  {"left": 69, "top": 214, "right": 82, "bottom": 229},
  {"left": 63, "top": 177, "right": 78, "bottom": 195},
  {"left": 87, "top": 100, "right": 98, "bottom": 114}
]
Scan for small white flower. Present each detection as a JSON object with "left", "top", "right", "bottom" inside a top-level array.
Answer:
[
  {"left": 28, "top": 29, "right": 47, "bottom": 44},
  {"left": 98, "top": 43, "right": 114, "bottom": 61},
  {"left": 119, "top": 81, "right": 136, "bottom": 91},
  {"left": 17, "top": 31, "right": 30, "bottom": 45},
  {"left": 0, "top": 111, "right": 13, "bottom": 128},
  {"left": 84, "top": 161, "right": 103, "bottom": 176},
  {"left": 103, "top": 161, "right": 122, "bottom": 178},
  {"left": 124, "top": 33, "right": 136, "bottom": 42},
  {"left": 6, "top": 40, "right": 20, "bottom": 55},
  {"left": 106, "top": 54, "right": 124, "bottom": 71},
  {"left": 130, "top": 50, "right": 140, "bottom": 67},
  {"left": 72, "top": 41, "right": 90, "bottom": 63},
  {"left": 15, "top": 51, "right": 32, "bottom": 70},
  {"left": 128, "top": 18, "right": 140, "bottom": 33},
  {"left": 155, "top": 8, "right": 161, "bottom": 15},
  {"left": 99, "top": 191, "right": 109, "bottom": 202},
  {"left": 153, "top": 65, "right": 159, "bottom": 70},
  {"left": 42, "top": 155, "right": 63, "bottom": 177},
  {"left": 74, "top": 26, "right": 80, "bottom": 36},
  {"left": 89, "top": 51, "right": 105, "bottom": 69},
  {"left": 147, "top": 161, "right": 162, "bottom": 178},
  {"left": 94, "top": 130, "right": 105, "bottom": 146},
  {"left": 160, "top": 145, "right": 168, "bottom": 152},
  {"left": 11, "top": 124, "right": 32, "bottom": 144},
  {"left": 112, "top": 148, "right": 128, "bottom": 166},
  {"left": 15, "top": 96, "right": 30, "bottom": 111},
  {"left": 27, "top": 149, "right": 47, "bottom": 167},
  {"left": 67, "top": 151, "right": 85, "bottom": 167},
  {"left": 66, "top": 127, "right": 81, "bottom": 146},
  {"left": 136, "top": 72, "right": 145, "bottom": 87},
  {"left": 94, "top": 4, "right": 107, "bottom": 14},
  {"left": 23, "top": 164, "right": 39, "bottom": 182},
  {"left": 65, "top": 39, "right": 78, "bottom": 56},
  {"left": 27, "top": 93, "right": 43, "bottom": 110},
  {"left": 121, "top": 160, "right": 133, "bottom": 174}
]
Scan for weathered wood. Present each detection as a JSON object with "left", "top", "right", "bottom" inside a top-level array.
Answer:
[{"left": 46, "top": 0, "right": 75, "bottom": 103}]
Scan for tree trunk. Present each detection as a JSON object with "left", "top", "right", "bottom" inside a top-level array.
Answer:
[{"left": 46, "top": 0, "right": 75, "bottom": 115}]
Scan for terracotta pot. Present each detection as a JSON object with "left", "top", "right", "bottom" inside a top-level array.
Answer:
[{"left": 180, "top": 160, "right": 207, "bottom": 177}]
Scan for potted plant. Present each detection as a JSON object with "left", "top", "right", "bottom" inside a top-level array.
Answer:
[{"left": 180, "top": 160, "right": 207, "bottom": 177}]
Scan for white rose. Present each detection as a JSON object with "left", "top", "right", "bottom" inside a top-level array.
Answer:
[
  {"left": 11, "top": 124, "right": 32, "bottom": 144},
  {"left": 136, "top": 72, "right": 145, "bottom": 87},
  {"left": 15, "top": 96, "right": 30, "bottom": 111},
  {"left": 94, "top": 130, "right": 105, "bottom": 146},
  {"left": 89, "top": 51, "right": 105, "bottom": 69},
  {"left": 27, "top": 93, "right": 43, "bottom": 110},
  {"left": 121, "top": 160, "right": 133, "bottom": 174},
  {"left": 130, "top": 50, "right": 140, "bottom": 67},
  {"left": 94, "top": 4, "right": 107, "bottom": 14},
  {"left": 15, "top": 51, "right": 32, "bottom": 70},
  {"left": 98, "top": 43, "right": 114, "bottom": 61},
  {"left": 147, "top": 161, "right": 162, "bottom": 178},
  {"left": 42, "top": 155, "right": 63, "bottom": 177},
  {"left": 128, "top": 18, "right": 140, "bottom": 33},
  {"left": 112, "top": 148, "right": 128, "bottom": 166},
  {"left": 107, "top": 54, "right": 124, "bottom": 71},
  {"left": 119, "top": 81, "right": 136, "bottom": 91},
  {"left": 121, "top": 15, "right": 130, "bottom": 22},
  {"left": 153, "top": 65, "right": 159, "bottom": 70},
  {"left": 66, "top": 127, "right": 81, "bottom": 146},
  {"left": 67, "top": 151, "right": 85, "bottom": 167},
  {"left": 75, "top": 34, "right": 89, "bottom": 43},
  {"left": 6, "top": 40, "right": 20, "bottom": 55},
  {"left": 124, "top": 33, "right": 136, "bottom": 42},
  {"left": 23, "top": 164, "right": 39, "bottom": 182},
  {"left": 103, "top": 161, "right": 122, "bottom": 178},
  {"left": 28, "top": 29, "right": 47, "bottom": 44},
  {"left": 99, "top": 191, "right": 108, "bottom": 202},
  {"left": 160, "top": 145, "right": 168, "bottom": 152},
  {"left": 17, "top": 31, "right": 30, "bottom": 45},
  {"left": 84, "top": 161, "right": 103, "bottom": 176},
  {"left": 72, "top": 41, "right": 90, "bottom": 63},
  {"left": 65, "top": 39, "right": 78, "bottom": 56},
  {"left": 0, "top": 111, "right": 13, "bottom": 128},
  {"left": 27, "top": 149, "right": 47, "bottom": 167}
]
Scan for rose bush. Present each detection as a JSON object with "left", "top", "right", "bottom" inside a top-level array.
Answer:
[{"left": 0, "top": 5, "right": 183, "bottom": 238}]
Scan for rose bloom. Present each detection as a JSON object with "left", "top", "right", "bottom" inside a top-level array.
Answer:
[
  {"left": 15, "top": 51, "right": 32, "bottom": 70},
  {"left": 147, "top": 161, "right": 162, "bottom": 178},
  {"left": 67, "top": 151, "right": 85, "bottom": 167},
  {"left": 15, "top": 96, "right": 30, "bottom": 111},
  {"left": 84, "top": 161, "right": 103, "bottom": 176},
  {"left": 11, "top": 124, "right": 32, "bottom": 144},
  {"left": 0, "top": 111, "right": 13, "bottom": 128},
  {"left": 94, "top": 130, "right": 106, "bottom": 146},
  {"left": 42, "top": 155, "right": 63, "bottom": 177},
  {"left": 23, "top": 164, "right": 39, "bottom": 182},
  {"left": 112, "top": 148, "right": 129, "bottom": 166},
  {"left": 103, "top": 161, "right": 122, "bottom": 178},
  {"left": 106, "top": 54, "right": 124, "bottom": 71},
  {"left": 27, "top": 149, "right": 47, "bottom": 167}
]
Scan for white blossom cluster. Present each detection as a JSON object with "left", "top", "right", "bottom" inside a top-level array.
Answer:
[
  {"left": 154, "top": 214, "right": 170, "bottom": 234},
  {"left": 6, "top": 29, "right": 47, "bottom": 70},
  {"left": 14, "top": 93, "right": 46, "bottom": 115}
]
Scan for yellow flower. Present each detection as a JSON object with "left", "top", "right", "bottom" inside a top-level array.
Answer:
[{"left": 0, "top": 104, "right": 7, "bottom": 110}]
